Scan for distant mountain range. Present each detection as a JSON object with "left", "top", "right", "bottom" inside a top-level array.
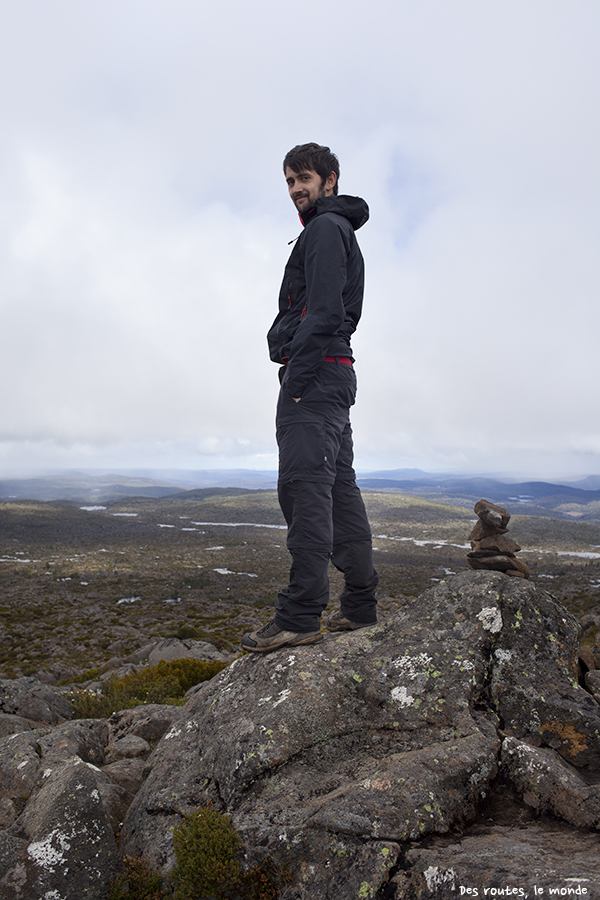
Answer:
[
  {"left": 355, "top": 473, "right": 600, "bottom": 521},
  {"left": 1, "top": 468, "right": 600, "bottom": 521},
  {"left": 0, "top": 470, "right": 278, "bottom": 502}
]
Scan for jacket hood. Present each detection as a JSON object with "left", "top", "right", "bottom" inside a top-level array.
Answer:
[{"left": 302, "top": 195, "right": 369, "bottom": 231}]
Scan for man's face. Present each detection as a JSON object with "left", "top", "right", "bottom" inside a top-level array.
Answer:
[{"left": 285, "top": 166, "right": 336, "bottom": 213}]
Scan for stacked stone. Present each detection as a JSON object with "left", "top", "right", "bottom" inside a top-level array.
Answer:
[{"left": 467, "top": 498, "right": 530, "bottom": 579}]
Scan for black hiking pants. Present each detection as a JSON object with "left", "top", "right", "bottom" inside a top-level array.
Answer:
[{"left": 274, "top": 359, "right": 378, "bottom": 633}]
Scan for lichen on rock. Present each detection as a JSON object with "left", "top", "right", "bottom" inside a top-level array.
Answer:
[{"left": 120, "top": 571, "right": 600, "bottom": 898}]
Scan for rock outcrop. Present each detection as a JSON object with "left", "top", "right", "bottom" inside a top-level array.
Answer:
[
  {"left": 1, "top": 572, "right": 599, "bottom": 899},
  {"left": 467, "top": 499, "right": 531, "bottom": 578},
  {"left": 392, "top": 823, "right": 600, "bottom": 897},
  {"left": 0, "top": 676, "right": 73, "bottom": 724},
  {"left": 121, "top": 571, "right": 600, "bottom": 899},
  {"left": 0, "top": 703, "right": 178, "bottom": 898}
]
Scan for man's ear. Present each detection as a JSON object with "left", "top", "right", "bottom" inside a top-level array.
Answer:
[{"left": 324, "top": 172, "right": 337, "bottom": 195}]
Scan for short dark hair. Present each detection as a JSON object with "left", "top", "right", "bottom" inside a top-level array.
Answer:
[{"left": 283, "top": 143, "right": 340, "bottom": 195}]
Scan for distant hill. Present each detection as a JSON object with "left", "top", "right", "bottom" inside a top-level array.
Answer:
[
  {"left": 0, "top": 474, "right": 186, "bottom": 503},
  {"left": 2, "top": 468, "right": 600, "bottom": 522},
  {"left": 356, "top": 475, "right": 600, "bottom": 522},
  {"left": 0, "top": 469, "right": 278, "bottom": 502}
]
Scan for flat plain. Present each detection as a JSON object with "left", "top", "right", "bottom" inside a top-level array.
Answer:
[{"left": 1, "top": 488, "right": 600, "bottom": 680}]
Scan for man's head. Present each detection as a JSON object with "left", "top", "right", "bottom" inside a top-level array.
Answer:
[{"left": 283, "top": 143, "right": 339, "bottom": 213}]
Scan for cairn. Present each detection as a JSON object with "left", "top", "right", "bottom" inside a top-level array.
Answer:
[{"left": 467, "top": 498, "right": 530, "bottom": 579}]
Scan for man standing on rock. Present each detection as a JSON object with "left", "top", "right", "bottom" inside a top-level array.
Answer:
[{"left": 242, "top": 143, "right": 378, "bottom": 653}]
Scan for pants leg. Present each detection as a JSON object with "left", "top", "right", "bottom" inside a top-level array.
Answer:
[
  {"left": 274, "top": 361, "right": 377, "bottom": 632},
  {"left": 331, "top": 537, "right": 379, "bottom": 623},
  {"left": 331, "top": 422, "right": 378, "bottom": 624},
  {"left": 274, "top": 480, "right": 333, "bottom": 632}
]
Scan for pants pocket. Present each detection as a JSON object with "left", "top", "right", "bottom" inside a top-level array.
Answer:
[{"left": 277, "top": 420, "right": 328, "bottom": 482}]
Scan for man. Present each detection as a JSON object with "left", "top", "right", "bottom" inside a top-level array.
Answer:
[{"left": 241, "top": 143, "right": 378, "bottom": 653}]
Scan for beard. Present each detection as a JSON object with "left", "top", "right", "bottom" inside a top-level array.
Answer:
[{"left": 293, "top": 180, "right": 327, "bottom": 211}]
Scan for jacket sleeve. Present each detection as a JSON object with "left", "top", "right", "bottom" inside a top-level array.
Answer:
[{"left": 283, "top": 215, "right": 348, "bottom": 398}]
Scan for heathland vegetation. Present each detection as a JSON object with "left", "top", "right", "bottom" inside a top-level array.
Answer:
[{"left": 1, "top": 488, "right": 599, "bottom": 680}]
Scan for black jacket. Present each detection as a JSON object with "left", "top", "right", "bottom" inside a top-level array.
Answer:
[{"left": 267, "top": 194, "right": 369, "bottom": 398}]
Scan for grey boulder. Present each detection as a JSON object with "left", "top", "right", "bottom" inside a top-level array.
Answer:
[
  {"left": 395, "top": 824, "right": 600, "bottom": 898},
  {"left": 147, "top": 637, "right": 231, "bottom": 665},
  {"left": 107, "top": 703, "right": 181, "bottom": 746},
  {"left": 0, "top": 677, "right": 73, "bottom": 725},
  {"left": 2, "top": 756, "right": 119, "bottom": 898},
  {"left": 121, "top": 571, "right": 600, "bottom": 898},
  {"left": 0, "top": 715, "right": 48, "bottom": 741}
]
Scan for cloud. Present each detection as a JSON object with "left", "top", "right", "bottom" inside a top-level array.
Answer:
[{"left": 1, "top": 0, "right": 599, "bottom": 477}]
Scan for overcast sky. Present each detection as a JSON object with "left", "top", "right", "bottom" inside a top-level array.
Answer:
[{"left": 1, "top": 0, "right": 598, "bottom": 480}]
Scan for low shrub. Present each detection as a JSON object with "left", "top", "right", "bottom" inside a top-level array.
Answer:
[
  {"left": 154, "top": 657, "right": 228, "bottom": 694},
  {"left": 108, "top": 855, "right": 165, "bottom": 900},
  {"left": 68, "top": 657, "right": 228, "bottom": 718},
  {"left": 174, "top": 624, "right": 202, "bottom": 640},
  {"left": 170, "top": 806, "right": 291, "bottom": 900},
  {"left": 64, "top": 667, "right": 100, "bottom": 684},
  {"left": 171, "top": 805, "right": 243, "bottom": 899}
]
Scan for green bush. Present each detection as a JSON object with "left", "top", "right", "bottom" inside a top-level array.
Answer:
[
  {"left": 64, "top": 667, "right": 100, "bottom": 684},
  {"left": 171, "top": 806, "right": 243, "bottom": 899},
  {"left": 174, "top": 624, "right": 202, "bottom": 640},
  {"left": 154, "top": 658, "right": 228, "bottom": 694},
  {"left": 108, "top": 855, "right": 165, "bottom": 900},
  {"left": 170, "top": 624, "right": 233, "bottom": 653},
  {"left": 170, "top": 807, "right": 291, "bottom": 900},
  {"left": 68, "top": 657, "right": 228, "bottom": 718}
]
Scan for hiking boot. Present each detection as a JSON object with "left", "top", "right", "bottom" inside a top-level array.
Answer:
[
  {"left": 241, "top": 618, "right": 323, "bottom": 653},
  {"left": 324, "top": 610, "right": 377, "bottom": 632}
]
